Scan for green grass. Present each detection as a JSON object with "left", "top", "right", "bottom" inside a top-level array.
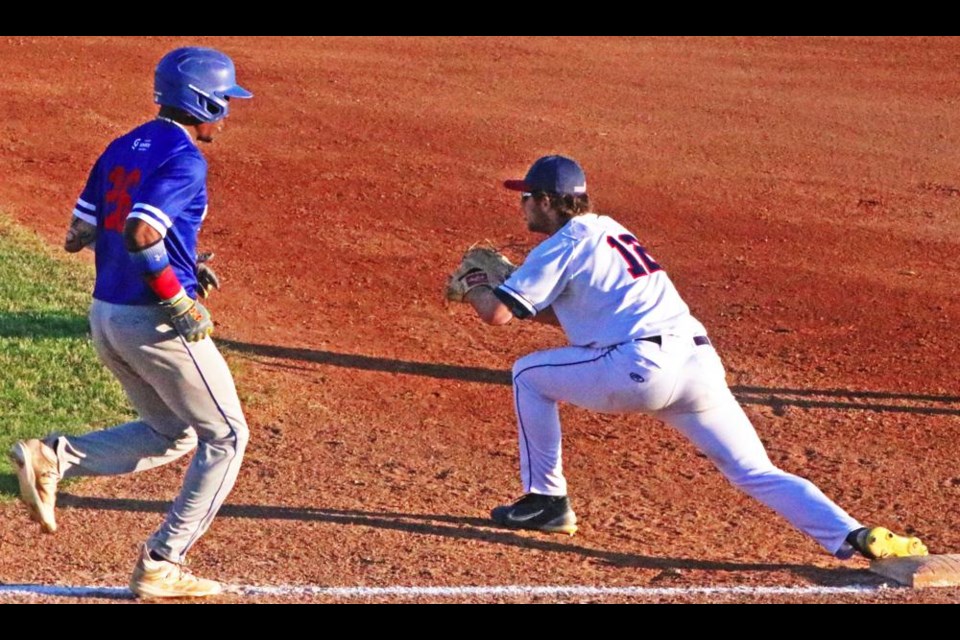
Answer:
[{"left": 0, "top": 214, "right": 132, "bottom": 497}]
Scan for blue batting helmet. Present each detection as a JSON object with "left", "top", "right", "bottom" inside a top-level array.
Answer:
[{"left": 154, "top": 47, "right": 253, "bottom": 123}]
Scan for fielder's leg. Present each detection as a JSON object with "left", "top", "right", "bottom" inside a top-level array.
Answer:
[
  {"left": 511, "top": 346, "right": 608, "bottom": 496},
  {"left": 657, "top": 344, "right": 862, "bottom": 556},
  {"left": 510, "top": 342, "right": 682, "bottom": 496}
]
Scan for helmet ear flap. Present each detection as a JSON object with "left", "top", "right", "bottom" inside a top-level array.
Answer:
[
  {"left": 203, "top": 99, "right": 224, "bottom": 119},
  {"left": 186, "top": 82, "right": 228, "bottom": 121},
  {"left": 154, "top": 47, "right": 251, "bottom": 123}
]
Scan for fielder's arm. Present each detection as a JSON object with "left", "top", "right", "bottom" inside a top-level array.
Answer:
[
  {"left": 529, "top": 306, "right": 560, "bottom": 326},
  {"left": 465, "top": 287, "right": 560, "bottom": 327}
]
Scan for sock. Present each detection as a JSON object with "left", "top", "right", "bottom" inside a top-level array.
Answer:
[
  {"left": 846, "top": 527, "right": 870, "bottom": 557},
  {"left": 149, "top": 550, "right": 168, "bottom": 563}
]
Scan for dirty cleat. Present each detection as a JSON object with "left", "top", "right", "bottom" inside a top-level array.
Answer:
[
  {"left": 851, "top": 526, "right": 928, "bottom": 560},
  {"left": 8, "top": 439, "right": 60, "bottom": 534},
  {"left": 130, "top": 546, "right": 222, "bottom": 599},
  {"left": 491, "top": 493, "right": 578, "bottom": 535}
]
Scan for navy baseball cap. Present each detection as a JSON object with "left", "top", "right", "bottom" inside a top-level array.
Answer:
[{"left": 504, "top": 155, "right": 587, "bottom": 196}]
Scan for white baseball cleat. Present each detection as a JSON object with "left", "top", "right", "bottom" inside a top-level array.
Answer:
[
  {"left": 129, "top": 546, "right": 222, "bottom": 599},
  {"left": 9, "top": 439, "right": 60, "bottom": 534}
]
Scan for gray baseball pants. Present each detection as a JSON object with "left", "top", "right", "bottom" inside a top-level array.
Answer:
[{"left": 50, "top": 299, "right": 249, "bottom": 563}]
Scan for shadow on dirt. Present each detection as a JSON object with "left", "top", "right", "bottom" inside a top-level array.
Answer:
[
  {"left": 57, "top": 494, "right": 884, "bottom": 587},
  {"left": 218, "top": 339, "right": 960, "bottom": 416}
]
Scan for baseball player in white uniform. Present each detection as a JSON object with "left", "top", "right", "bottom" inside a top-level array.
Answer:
[
  {"left": 461, "top": 154, "right": 928, "bottom": 561},
  {"left": 8, "top": 47, "right": 252, "bottom": 598}
]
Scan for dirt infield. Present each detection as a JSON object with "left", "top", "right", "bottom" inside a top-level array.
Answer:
[{"left": 1, "top": 36, "right": 958, "bottom": 603}]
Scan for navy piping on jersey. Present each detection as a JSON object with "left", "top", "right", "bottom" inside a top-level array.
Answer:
[
  {"left": 177, "top": 334, "right": 244, "bottom": 560},
  {"left": 512, "top": 349, "right": 613, "bottom": 491}
]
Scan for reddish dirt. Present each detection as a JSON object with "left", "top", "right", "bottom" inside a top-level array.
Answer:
[{"left": 1, "top": 36, "right": 959, "bottom": 603}]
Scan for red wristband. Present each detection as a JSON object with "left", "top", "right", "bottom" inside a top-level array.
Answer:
[{"left": 146, "top": 265, "right": 183, "bottom": 301}]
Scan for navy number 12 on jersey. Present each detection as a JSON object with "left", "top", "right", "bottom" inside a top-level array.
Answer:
[{"left": 606, "top": 234, "right": 663, "bottom": 278}]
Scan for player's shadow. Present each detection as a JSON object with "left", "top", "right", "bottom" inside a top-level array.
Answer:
[
  {"left": 0, "top": 311, "right": 89, "bottom": 339},
  {"left": 56, "top": 494, "right": 882, "bottom": 586},
  {"left": 218, "top": 339, "right": 960, "bottom": 417}
]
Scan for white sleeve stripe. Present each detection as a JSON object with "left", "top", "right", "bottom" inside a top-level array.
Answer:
[
  {"left": 131, "top": 202, "right": 173, "bottom": 228},
  {"left": 72, "top": 210, "right": 97, "bottom": 225},
  {"left": 130, "top": 207, "right": 172, "bottom": 229},
  {"left": 200, "top": 204, "right": 208, "bottom": 222},
  {"left": 75, "top": 197, "right": 96, "bottom": 212},
  {"left": 497, "top": 284, "right": 538, "bottom": 316},
  {"left": 128, "top": 212, "right": 169, "bottom": 237}
]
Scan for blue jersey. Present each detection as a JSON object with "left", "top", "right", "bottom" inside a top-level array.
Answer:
[{"left": 73, "top": 118, "right": 207, "bottom": 305}]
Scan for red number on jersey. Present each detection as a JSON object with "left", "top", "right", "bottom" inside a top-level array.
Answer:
[
  {"left": 103, "top": 166, "right": 142, "bottom": 233},
  {"left": 606, "top": 234, "right": 663, "bottom": 278}
]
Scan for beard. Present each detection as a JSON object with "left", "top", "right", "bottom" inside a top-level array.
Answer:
[{"left": 526, "top": 216, "right": 554, "bottom": 234}]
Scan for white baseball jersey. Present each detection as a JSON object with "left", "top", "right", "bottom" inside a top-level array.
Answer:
[{"left": 496, "top": 214, "right": 706, "bottom": 348}]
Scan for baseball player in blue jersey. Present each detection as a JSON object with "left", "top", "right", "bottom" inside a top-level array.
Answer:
[
  {"left": 457, "top": 154, "right": 929, "bottom": 561},
  {"left": 9, "top": 47, "right": 252, "bottom": 598}
]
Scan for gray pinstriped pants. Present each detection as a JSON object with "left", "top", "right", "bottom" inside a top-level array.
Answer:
[{"left": 51, "top": 299, "right": 249, "bottom": 563}]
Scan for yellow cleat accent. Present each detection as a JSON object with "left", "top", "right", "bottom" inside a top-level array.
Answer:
[{"left": 863, "top": 526, "right": 928, "bottom": 560}]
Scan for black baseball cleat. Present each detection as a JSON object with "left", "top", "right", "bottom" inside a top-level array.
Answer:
[{"left": 490, "top": 493, "right": 578, "bottom": 535}]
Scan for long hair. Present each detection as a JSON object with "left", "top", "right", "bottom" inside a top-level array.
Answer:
[{"left": 530, "top": 192, "right": 592, "bottom": 220}]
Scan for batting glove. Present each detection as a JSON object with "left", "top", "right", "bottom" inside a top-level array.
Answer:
[
  {"left": 196, "top": 252, "right": 221, "bottom": 299},
  {"left": 163, "top": 292, "right": 214, "bottom": 342}
]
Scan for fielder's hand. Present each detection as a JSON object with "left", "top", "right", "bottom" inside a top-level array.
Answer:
[
  {"left": 163, "top": 292, "right": 214, "bottom": 342},
  {"left": 196, "top": 252, "right": 221, "bottom": 299},
  {"left": 445, "top": 244, "right": 516, "bottom": 303}
]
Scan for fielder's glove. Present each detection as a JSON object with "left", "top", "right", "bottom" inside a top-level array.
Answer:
[
  {"left": 445, "top": 244, "right": 517, "bottom": 302},
  {"left": 196, "top": 252, "right": 221, "bottom": 299},
  {"left": 162, "top": 292, "right": 214, "bottom": 342}
]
